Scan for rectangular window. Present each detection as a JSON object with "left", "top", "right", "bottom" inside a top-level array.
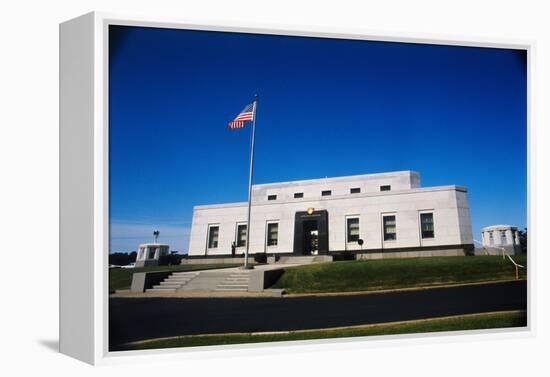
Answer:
[
  {"left": 347, "top": 217, "right": 360, "bottom": 242},
  {"left": 380, "top": 185, "right": 391, "bottom": 191},
  {"left": 294, "top": 192, "right": 304, "bottom": 199},
  {"left": 420, "top": 213, "right": 434, "bottom": 239},
  {"left": 489, "top": 232, "right": 494, "bottom": 245},
  {"left": 236, "top": 224, "right": 247, "bottom": 247},
  {"left": 267, "top": 223, "right": 279, "bottom": 246},
  {"left": 267, "top": 194, "right": 277, "bottom": 201},
  {"left": 208, "top": 226, "right": 219, "bottom": 248},
  {"left": 321, "top": 190, "right": 332, "bottom": 196},
  {"left": 383, "top": 215, "right": 396, "bottom": 241},
  {"left": 500, "top": 231, "right": 507, "bottom": 244},
  {"left": 350, "top": 187, "right": 361, "bottom": 194}
]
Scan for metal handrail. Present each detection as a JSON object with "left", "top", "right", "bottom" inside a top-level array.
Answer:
[
  {"left": 504, "top": 251, "right": 525, "bottom": 268},
  {"left": 499, "top": 247, "right": 525, "bottom": 280},
  {"left": 473, "top": 240, "right": 525, "bottom": 279}
]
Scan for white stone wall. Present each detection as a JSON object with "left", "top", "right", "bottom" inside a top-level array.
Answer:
[
  {"left": 136, "top": 244, "right": 170, "bottom": 261},
  {"left": 251, "top": 170, "right": 420, "bottom": 204},
  {"left": 480, "top": 224, "right": 521, "bottom": 255},
  {"left": 188, "top": 173, "right": 472, "bottom": 256},
  {"left": 481, "top": 225, "right": 520, "bottom": 247}
]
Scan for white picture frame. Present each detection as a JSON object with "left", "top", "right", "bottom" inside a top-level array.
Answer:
[{"left": 59, "top": 11, "right": 533, "bottom": 365}]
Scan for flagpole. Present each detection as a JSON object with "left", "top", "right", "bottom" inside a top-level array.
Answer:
[{"left": 243, "top": 95, "right": 258, "bottom": 269}]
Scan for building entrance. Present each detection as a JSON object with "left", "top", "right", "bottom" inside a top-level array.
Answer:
[
  {"left": 303, "top": 221, "right": 319, "bottom": 255},
  {"left": 293, "top": 210, "right": 329, "bottom": 255}
]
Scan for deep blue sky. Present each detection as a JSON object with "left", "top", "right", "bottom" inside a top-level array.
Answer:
[{"left": 109, "top": 25, "right": 527, "bottom": 253}]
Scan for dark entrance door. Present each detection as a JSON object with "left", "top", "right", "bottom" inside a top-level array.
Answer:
[
  {"left": 303, "top": 220, "right": 319, "bottom": 255},
  {"left": 293, "top": 210, "right": 329, "bottom": 255}
]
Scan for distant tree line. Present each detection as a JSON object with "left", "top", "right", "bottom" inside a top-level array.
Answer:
[
  {"left": 158, "top": 253, "right": 185, "bottom": 266},
  {"left": 518, "top": 228, "right": 527, "bottom": 254},
  {"left": 109, "top": 251, "right": 185, "bottom": 266},
  {"left": 109, "top": 252, "right": 137, "bottom": 266}
]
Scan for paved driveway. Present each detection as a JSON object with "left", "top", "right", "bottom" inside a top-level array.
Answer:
[{"left": 109, "top": 280, "right": 526, "bottom": 350}]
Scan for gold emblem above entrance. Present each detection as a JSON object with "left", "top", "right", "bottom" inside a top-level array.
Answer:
[{"left": 307, "top": 207, "right": 314, "bottom": 215}]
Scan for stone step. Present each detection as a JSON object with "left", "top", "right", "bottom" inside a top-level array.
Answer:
[
  {"left": 168, "top": 275, "right": 201, "bottom": 280},
  {"left": 212, "top": 270, "right": 251, "bottom": 292},
  {"left": 158, "top": 283, "right": 185, "bottom": 287},
  {"left": 146, "top": 287, "right": 177, "bottom": 292},
  {"left": 153, "top": 271, "right": 200, "bottom": 290},
  {"left": 164, "top": 276, "right": 195, "bottom": 280},
  {"left": 152, "top": 284, "right": 182, "bottom": 289},
  {"left": 165, "top": 272, "right": 199, "bottom": 282},
  {"left": 163, "top": 278, "right": 194, "bottom": 282},
  {"left": 163, "top": 281, "right": 192, "bottom": 285}
]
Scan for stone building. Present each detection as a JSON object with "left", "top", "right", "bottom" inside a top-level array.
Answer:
[
  {"left": 480, "top": 224, "right": 521, "bottom": 255},
  {"left": 187, "top": 170, "right": 473, "bottom": 260},
  {"left": 135, "top": 243, "right": 170, "bottom": 267}
]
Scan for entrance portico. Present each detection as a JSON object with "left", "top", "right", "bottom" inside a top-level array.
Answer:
[{"left": 293, "top": 209, "right": 329, "bottom": 255}]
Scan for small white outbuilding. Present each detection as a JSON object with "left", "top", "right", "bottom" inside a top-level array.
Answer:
[
  {"left": 135, "top": 243, "right": 170, "bottom": 267},
  {"left": 480, "top": 225, "right": 521, "bottom": 255}
]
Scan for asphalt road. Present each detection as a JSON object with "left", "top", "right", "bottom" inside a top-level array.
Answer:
[{"left": 109, "top": 280, "right": 526, "bottom": 350}]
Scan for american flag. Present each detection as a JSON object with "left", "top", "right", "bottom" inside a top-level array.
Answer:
[{"left": 227, "top": 101, "right": 255, "bottom": 130}]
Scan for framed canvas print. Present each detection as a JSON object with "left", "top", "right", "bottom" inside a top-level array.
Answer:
[{"left": 60, "top": 12, "right": 531, "bottom": 365}]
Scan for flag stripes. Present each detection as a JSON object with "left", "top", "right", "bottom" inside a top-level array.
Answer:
[{"left": 228, "top": 101, "right": 255, "bottom": 130}]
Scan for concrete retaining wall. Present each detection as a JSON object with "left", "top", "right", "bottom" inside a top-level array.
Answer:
[
  {"left": 474, "top": 246, "right": 524, "bottom": 256},
  {"left": 130, "top": 271, "right": 172, "bottom": 293},
  {"left": 356, "top": 248, "right": 471, "bottom": 260},
  {"left": 248, "top": 268, "right": 285, "bottom": 292}
]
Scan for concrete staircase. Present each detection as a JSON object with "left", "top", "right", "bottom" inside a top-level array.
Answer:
[
  {"left": 145, "top": 269, "right": 254, "bottom": 293},
  {"left": 214, "top": 272, "right": 250, "bottom": 292},
  {"left": 146, "top": 271, "right": 200, "bottom": 293}
]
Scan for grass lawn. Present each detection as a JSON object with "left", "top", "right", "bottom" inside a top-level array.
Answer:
[
  {"left": 124, "top": 310, "right": 526, "bottom": 350},
  {"left": 109, "top": 264, "right": 242, "bottom": 292},
  {"left": 272, "top": 255, "right": 527, "bottom": 294}
]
